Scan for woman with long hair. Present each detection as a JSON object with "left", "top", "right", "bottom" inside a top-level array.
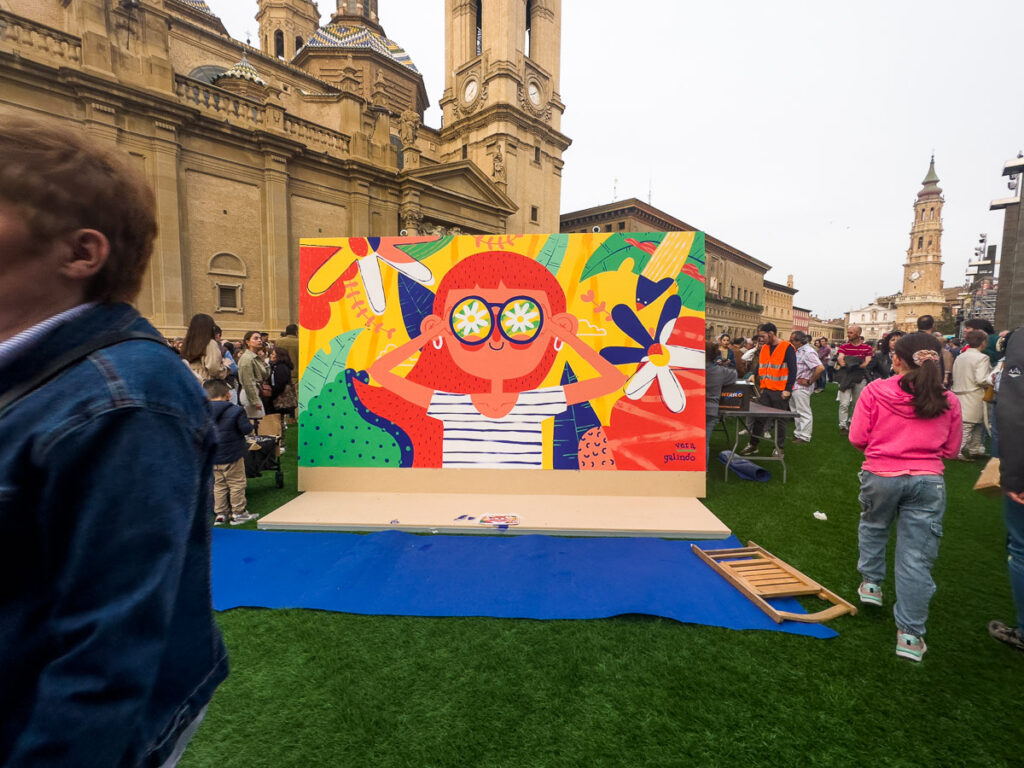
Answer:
[
  {"left": 366, "top": 251, "right": 628, "bottom": 468},
  {"left": 865, "top": 329, "right": 905, "bottom": 381},
  {"left": 181, "top": 313, "right": 226, "bottom": 383},
  {"left": 265, "top": 346, "right": 296, "bottom": 420},
  {"left": 849, "top": 332, "right": 962, "bottom": 662},
  {"left": 237, "top": 330, "right": 269, "bottom": 420}
]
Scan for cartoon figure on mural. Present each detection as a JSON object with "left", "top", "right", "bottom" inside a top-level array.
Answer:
[
  {"left": 368, "top": 252, "right": 626, "bottom": 468},
  {"left": 298, "top": 231, "right": 708, "bottom": 472}
]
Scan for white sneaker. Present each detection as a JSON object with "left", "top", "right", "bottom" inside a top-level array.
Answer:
[{"left": 230, "top": 511, "right": 259, "bottom": 525}]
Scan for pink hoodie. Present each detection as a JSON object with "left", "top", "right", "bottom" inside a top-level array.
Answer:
[{"left": 849, "top": 376, "right": 963, "bottom": 475}]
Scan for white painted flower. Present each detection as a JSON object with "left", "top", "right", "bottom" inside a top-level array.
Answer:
[
  {"left": 623, "top": 316, "right": 704, "bottom": 413},
  {"left": 502, "top": 301, "right": 540, "bottom": 335},
  {"left": 453, "top": 300, "right": 489, "bottom": 337}
]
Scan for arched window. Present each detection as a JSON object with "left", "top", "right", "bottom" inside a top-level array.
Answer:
[
  {"left": 525, "top": 0, "right": 533, "bottom": 58},
  {"left": 208, "top": 253, "right": 246, "bottom": 314},
  {"left": 295, "top": 36, "right": 304, "bottom": 51},
  {"left": 917, "top": 236, "right": 923, "bottom": 250},
  {"left": 208, "top": 252, "right": 247, "bottom": 277},
  {"left": 475, "top": 0, "right": 482, "bottom": 56},
  {"left": 274, "top": 29, "right": 284, "bottom": 58},
  {"left": 929, "top": 207, "right": 935, "bottom": 220}
]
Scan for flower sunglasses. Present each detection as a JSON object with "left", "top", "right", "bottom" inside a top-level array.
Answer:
[{"left": 448, "top": 295, "right": 544, "bottom": 345}]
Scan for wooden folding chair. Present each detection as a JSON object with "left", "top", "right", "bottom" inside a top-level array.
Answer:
[{"left": 692, "top": 540, "right": 856, "bottom": 624}]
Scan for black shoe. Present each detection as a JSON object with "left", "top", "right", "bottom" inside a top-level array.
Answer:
[
  {"left": 771, "top": 448, "right": 785, "bottom": 458},
  {"left": 988, "top": 620, "right": 1024, "bottom": 653},
  {"left": 738, "top": 444, "right": 758, "bottom": 456}
]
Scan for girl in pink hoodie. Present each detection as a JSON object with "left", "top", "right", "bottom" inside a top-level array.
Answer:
[{"left": 849, "top": 332, "right": 962, "bottom": 662}]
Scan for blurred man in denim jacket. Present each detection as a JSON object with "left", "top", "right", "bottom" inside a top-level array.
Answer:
[{"left": 0, "top": 115, "right": 227, "bottom": 767}]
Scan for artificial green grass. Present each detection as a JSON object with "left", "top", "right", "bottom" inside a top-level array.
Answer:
[{"left": 184, "top": 387, "right": 1024, "bottom": 767}]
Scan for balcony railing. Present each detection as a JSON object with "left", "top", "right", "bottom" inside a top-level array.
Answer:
[
  {"left": 0, "top": 10, "right": 82, "bottom": 65},
  {"left": 175, "top": 75, "right": 266, "bottom": 130}
]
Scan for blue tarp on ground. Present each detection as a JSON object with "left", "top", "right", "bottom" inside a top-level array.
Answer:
[{"left": 211, "top": 529, "right": 837, "bottom": 638}]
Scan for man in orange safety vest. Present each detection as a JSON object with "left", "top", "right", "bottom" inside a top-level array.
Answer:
[{"left": 739, "top": 322, "right": 797, "bottom": 458}]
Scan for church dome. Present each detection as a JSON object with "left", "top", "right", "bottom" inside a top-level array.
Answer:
[
  {"left": 212, "top": 54, "right": 267, "bottom": 86},
  {"left": 917, "top": 155, "right": 942, "bottom": 199},
  {"left": 172, "top": 0, "right": 219, "bottom": 19},
  {"left": 304, "top": 22, "right": 419, "bottom": 73}
]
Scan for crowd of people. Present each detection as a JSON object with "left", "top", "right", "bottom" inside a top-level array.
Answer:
[
  {"left": 3, "top": 112, "right": 1024, "bottom": 767},
  {"left": 174, "top": 316, "right": 299, "bottom": 525},
  {"left": 705, "top": 314, "right": 1024, "bottom": 663}
]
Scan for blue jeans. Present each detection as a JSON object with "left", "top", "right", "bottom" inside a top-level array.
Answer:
[
  {"left": 857, "top": 471, "right": 946, "bottom": 636},
  {"left": 1004, "top": 496, "right": 1024, "bottom": 629}
]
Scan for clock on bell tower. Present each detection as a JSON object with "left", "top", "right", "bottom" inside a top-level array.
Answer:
[{"left": 441, "top": 0, "right": 571, "bottom": 233}]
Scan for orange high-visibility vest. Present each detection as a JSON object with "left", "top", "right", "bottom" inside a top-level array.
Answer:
[{"left": 758, "top": 340, "right": 792, "bottom": 391}]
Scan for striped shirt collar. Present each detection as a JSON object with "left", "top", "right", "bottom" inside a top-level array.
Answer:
[{"left": 0, "top": 303, "right": 98, "bottom": 367}]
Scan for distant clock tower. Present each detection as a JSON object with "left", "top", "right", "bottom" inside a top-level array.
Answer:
[
  {"left": 441, "top": 0, "right": 571, "bottom": 233},
  {"left": 896, "top": 156, "right": 947, "bottom": 331}
]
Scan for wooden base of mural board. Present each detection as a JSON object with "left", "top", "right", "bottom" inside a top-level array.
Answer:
[
  {"left": 257, "top": 491, "right": 728, "bottom": 538},
  {"left": 259, "top": 467, "right": 727, "bottom": 538}
]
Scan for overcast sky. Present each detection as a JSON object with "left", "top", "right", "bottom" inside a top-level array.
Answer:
[{"left": 208, "top": 0, "right": 1024, "bottom": 319}]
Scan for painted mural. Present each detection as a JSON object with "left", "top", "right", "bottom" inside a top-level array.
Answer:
[{"left": 297, "top": 232, "right": 706, "bottom": 471}]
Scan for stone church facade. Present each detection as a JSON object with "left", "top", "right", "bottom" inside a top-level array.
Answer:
[{"left": 0, "top": 0, "right": 568, "bottom": 335}]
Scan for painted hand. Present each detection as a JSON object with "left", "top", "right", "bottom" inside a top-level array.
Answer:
[
  {"left": 550, "top": 312, "right": 579, "bottom": 340},
  {"left": 419, "top": 314, "right": 445, "bottom": 346}
]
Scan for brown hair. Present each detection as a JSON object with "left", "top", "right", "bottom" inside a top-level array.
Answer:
[
  {"left": 706, "top": 341, "right": 721, "bottom": 364},
  {"left": 893, "top": 333, "right": 949, "bottom": 419},
  {"left": 964, "top": 329, "right": 987, "bottom": 349},
  {"left": 182, "top": 313, "right": 216, "bottom": 363},
  {"left": 0, "top": 113, "right": 156, "bottom": 302},
  {"left": 273, "top": 347, "right": 293, "bottom": 367}
]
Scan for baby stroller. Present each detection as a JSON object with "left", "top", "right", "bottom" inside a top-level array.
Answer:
[{"left": 244, "top": 413, "right": 284, "bottom": 488}]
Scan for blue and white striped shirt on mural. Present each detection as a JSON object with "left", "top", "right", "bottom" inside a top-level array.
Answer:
[{"left": 426, "top": 386, "right": 569, "bottom": 469}]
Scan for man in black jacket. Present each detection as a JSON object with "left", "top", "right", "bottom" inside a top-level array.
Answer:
[{"left": 990, "top": 327, "right": 1024, "bottom": 653}]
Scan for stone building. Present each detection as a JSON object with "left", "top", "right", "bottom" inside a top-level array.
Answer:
[
  {"left": 792, "top": 306, "right": 810, "bottom": 334},
  {"left": 845, "top": 301, "right": 898, "bottom": 342},
  {"left": 895, "top": 157, "right": 948, "bottom": 331},
  {"left": 762, "top": 276, "right": 797, "bottom": 338},
  {"left": 808, "top": 317, "right": 845, "bottom": 343},
  {"left": 0, "top": 0, "right": 568, "bottom": 335},
  {"left": 559, "top": 198, "right": 770, "bottom": 340}
]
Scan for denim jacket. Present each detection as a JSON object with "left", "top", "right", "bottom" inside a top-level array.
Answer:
[{"left": 0, "top": 303, "right": 228, "bottom": 767}]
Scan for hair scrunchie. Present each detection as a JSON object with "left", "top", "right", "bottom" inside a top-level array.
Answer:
[{"left": 912, "top": 349, "right": 940, "bottom": 366}]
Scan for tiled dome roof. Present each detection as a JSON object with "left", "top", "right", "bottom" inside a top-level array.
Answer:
[
  {"left": 173, "top": 0, "right": 218, "bottom": 17},
  {"left": 212, "top": 54, "right": 266, "bottom": 86},
  {"left": 305, "top": 23, "right": 419, "bottom": 73}
]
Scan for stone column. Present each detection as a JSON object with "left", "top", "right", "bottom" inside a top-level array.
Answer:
[
  {"left": 350, "top": 180, "right": 371, "bottom": 237},
  {"left": 147, "top": 121, "right": 187, "bottom": 328},
  {"left": 263, "top": 152, "right": 292, "bottom": 331}
]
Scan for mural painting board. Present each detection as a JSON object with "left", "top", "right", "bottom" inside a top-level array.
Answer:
[{"left": 259, "top": 232, "right": 728, "bottom": 538}]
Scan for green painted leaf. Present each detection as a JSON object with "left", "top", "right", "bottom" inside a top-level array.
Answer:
[
  {"left": 579, "top": 232, "right": 665, "bottom": 282},
  {"left": 298, "top": 329, "right": 362, "bottom": 413},
  {"left": 394, "top": 236, "right": 453, "bottom": 261},
  {"left": 536, "top": 233, "right": 570, "bottom": 276},
  {"left": 674, "top": 233, "right": 707, "bottom": 312},
  {"left": 298, "top": 369, "right": 404, "bottom": 468}
]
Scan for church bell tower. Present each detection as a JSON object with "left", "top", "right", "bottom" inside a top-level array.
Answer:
[
  {"left": 896, "top": 156, "right": 947, "bottom": 331},
  {"left": 257, "top": 0, "right": 320, "bottom": 61},
  {"left": 441, "top": 0, "right": 571, "bottom": 233}
]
